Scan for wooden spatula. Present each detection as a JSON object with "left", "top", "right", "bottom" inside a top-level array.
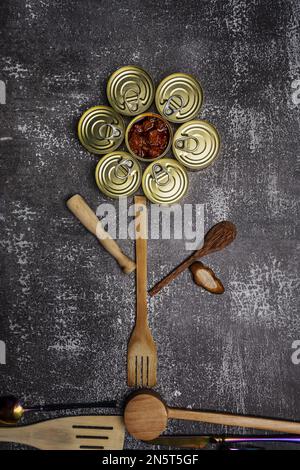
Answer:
[
  {"left": 0, "top": 415, "right": 125, "bottom": 450},
  {"left": 127, "top": 196, "right": 157, "bottom": 387}
]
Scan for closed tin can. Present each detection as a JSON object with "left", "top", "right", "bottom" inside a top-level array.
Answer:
[
  {"left": 95, "top": 151, "right": 142, "bottom": 199},
  {"left": 78, "top": 106, "right": 125, "bottom": 154},
  {"left": 155, "top": 73, "right": 203, "bottom": 123},
  {"left": 107, "top": 66, "right": 154, "bottom": 116},
  {"left": 142, "top": 158, "right": 189, "bottom": 205},
  {"left": 125, "top": 112, "right": 173, "bottom": 162},
  {"left": 172, "top": 120, "right": 220, "bottom": 170}
]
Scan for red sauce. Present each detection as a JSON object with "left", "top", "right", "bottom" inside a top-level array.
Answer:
[{"left": 128, "top": 116, "right": 169, "bottom": 159}]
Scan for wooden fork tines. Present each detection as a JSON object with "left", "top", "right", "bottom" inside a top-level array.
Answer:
[
  {"left": 127, "top": 196, "right": 157, "bottom": 387},
  {"left": 127, "top": 332, "right": 157, "bottom": 387}
]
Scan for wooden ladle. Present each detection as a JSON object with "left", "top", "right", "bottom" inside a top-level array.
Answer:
[
  {"left": 149, "top": 221, "right": 237, "bottom": 296},
  {"left": 124, "top": 391, "right": 300, "bottom": 441}
]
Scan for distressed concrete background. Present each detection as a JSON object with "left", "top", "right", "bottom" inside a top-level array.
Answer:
[{"left": 0, "top": 0, "right": 299, "bottom": 450}]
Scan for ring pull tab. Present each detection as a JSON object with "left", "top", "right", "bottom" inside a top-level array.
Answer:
[
  {"left": 175, "top": 134, "right": 200, "bottom": 153},
  {"left": 114, "top": 158, "right": 134, "bottom": 180},
  {"left": 123, "top": 86, "right": 141, "bottom": 113},
  {"left": 98, "top": 123, "right": 122, "bottom": 140},
  {"left": 163, "top": 94, "right": 185, "bottom": 117},
  {"left": 151, "top": 163, "right": 171, "bottom": 187}
]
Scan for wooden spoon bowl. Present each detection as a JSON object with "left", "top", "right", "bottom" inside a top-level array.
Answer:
[{"left": 124, "top": 392, "right": 168, "bottom": 441}]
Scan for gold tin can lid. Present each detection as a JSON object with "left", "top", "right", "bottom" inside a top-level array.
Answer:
[
  {"left": 172, "top": 120, "right": 220, "bottom": 170},
  {"left": 95, "top": 151, "right": 142, "bottom": 199},
  {"left": 107, "top": 66, "right": 154, "bottom": 116},
  {"left": 78, "top": 106, "right": 125, "bottom": 154},
  {"left": 142, "top": 158, "right": 189, "bottom": 205},
  {"left": 155, "top": 73, "right": 203, "bottom": 123}
]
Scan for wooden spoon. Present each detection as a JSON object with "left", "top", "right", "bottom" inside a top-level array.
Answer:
[
  {"left": 124, "top": 391, "right": 300, "bottom": 441},
  {"left": 149, "top": 221, "right": 236, "bottom": 296}
]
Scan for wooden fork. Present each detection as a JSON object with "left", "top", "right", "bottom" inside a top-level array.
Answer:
[{"left": 127, "top": 196, "right": 157, "bottom": 387}]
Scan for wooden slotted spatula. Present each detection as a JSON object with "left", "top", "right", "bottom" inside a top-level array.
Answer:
[
  {"left": 0, "top": 415, "right": 125, "bottom": 450},
  {"left": 127, "top": 196, "right": 157, "bottom": 387}
]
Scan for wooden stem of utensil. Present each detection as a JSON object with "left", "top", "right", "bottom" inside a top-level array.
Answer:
[
  {"left": 149, "top": 221, "right": 237, "bottom": 296},
  {"left": 168, "top": 408, "right": 300, "bottom": 434},
  {"left": 0, "top": 426, "right": 25, "bottom": 443},
  {"left": 152, "top": 253, "right": 199, "bottom": 293},
  {"left": 135, "top": 196, "right": 148, "bottom": 330},
  {"left": 67, "top": 194, "right": 135, "bottom": 274}
]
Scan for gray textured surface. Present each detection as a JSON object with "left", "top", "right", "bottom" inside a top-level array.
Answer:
[{"left": 0, "top": 0, "right": 299, "bottom": 451}]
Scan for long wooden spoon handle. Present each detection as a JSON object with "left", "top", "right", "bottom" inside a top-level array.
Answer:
[
  {"left": 135, "top": 196, "right": 148, "bottom": 329},
  {"left": 168, "top": 408, "right": 300, "bottom": 434},
  {"left": 149, "top": 253, "right": 197, "bottom": 296},
  {"left": 67, "top": 194, "right": 135, "bottom": 274}
]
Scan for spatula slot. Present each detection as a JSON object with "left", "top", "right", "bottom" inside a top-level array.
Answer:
[
  {"left": 135, "top": 356, "right": 138, "bottom": 387},
  {"left": 72, "top": 425, "right": 113, "bottom": 430},
  {"left": 79, "top": 445, "right": 104, "bottom": 449}
]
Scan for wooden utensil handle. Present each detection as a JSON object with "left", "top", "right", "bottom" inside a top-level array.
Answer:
[
  {"left": 149, "top": 221, "right": 237, "bottom": 297},
  {"left": 149, "top": 252, "right": 199, "bottom": 297},
  {"left": 0, "top": 426, "right": 24, "bottom": 443},
  {"left": 67, "top": 195, "right": 135, "bottom": 274},
  {"left": 168, "top": 408, "right": 300, "bottom": 434},
  {"left": 135, "top": 196, "right": 148, "bottom": 329}
]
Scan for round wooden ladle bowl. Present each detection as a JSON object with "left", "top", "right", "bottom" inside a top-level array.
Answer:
[
  {"left": 124, "top": 392, "right": 168, "bottom": 441},
  {"left": 124, "top": 391, "right": 300, "bottom": 441}
]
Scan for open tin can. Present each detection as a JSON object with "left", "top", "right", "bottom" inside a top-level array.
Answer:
[
  {"left": 142, "top": 158, "right": 189, "bottom": 205},
  {"left": 125, "top": 112, "right": 173, "bottom": 163},
  {"left": 172, "top": 120, "right": 220, "bottom": 170},
  {"left": 95, "top": 151, "right": 142, "bottom": 199}
]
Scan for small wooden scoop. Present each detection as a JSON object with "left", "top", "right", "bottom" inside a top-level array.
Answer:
[
  {"left": 149, "top": 221, "right": 236, "bottom": 296},
  {"left": 67, "top": 194, "right": 135, "bottom": 274},
  {"left": 124, "top": 391, "right": 300, "bottom": 441},
  {"left": 190, "top": 261, "right": 224, "bottom": 294}
]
